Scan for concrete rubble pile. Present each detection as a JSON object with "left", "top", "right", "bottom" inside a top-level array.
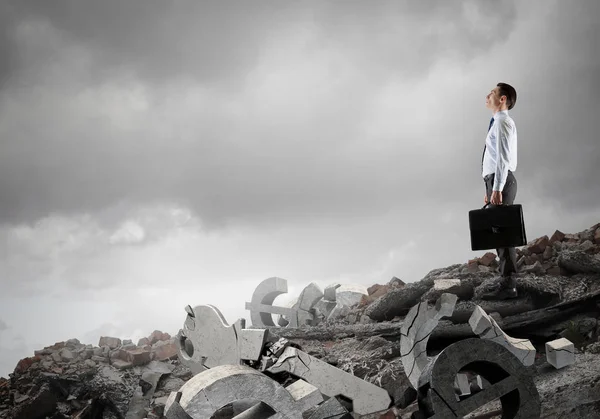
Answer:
[
  {"left": 1, "top": 222, "right": 600, "bottom": 418},
  {"left": 0, "top": 331, "right": 186, "bottom": 419}
]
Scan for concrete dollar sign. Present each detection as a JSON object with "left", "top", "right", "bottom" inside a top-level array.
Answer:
[{"left": 414, "top": 338, "right": 541, "bottom": 418}]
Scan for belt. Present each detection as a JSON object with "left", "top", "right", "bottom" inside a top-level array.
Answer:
[{"left": 483, "top": 170, "right": 513, "bottom": 182}]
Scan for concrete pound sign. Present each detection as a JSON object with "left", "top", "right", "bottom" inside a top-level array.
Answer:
[
  {"left": 400, "top": 293, "right": 458, "bottom": 389},
  {"left": 415, "top": 338, "right": 541, "bottom": 418},
  {"left": 245, "top": 277, "right": 314, "bottom": 328},
  {"left": 163, "top": 364, "right": 322, "bottom": 419}
]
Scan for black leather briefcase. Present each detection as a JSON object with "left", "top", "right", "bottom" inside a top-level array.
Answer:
[{"left": 469, "top": 203, "right": 527, "bottom": 251}]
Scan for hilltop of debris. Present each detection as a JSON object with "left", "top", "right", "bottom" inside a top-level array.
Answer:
[{"left": 1, "top": 222, "right": 599, "bottom": 418}]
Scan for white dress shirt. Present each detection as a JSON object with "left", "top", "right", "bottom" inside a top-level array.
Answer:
[{"left": 482, "top": 109, "right": 518, "bottom": 191}]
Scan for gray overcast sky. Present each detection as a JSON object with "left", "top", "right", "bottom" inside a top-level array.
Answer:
[{"left": 0, "top": 0, "right": 599, "bottom": 377}]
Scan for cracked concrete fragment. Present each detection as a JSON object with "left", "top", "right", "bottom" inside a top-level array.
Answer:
[
  {"left": 545, "top": 338, "right": 575, "bottom": 369},
  {"left": 400, "top": 293, "right": 458, "bottom": 389},
  {"left": 324, "top": 283, "right": 341, "bottom": 301},
  {"left": 469, "top": 305, "right": 536, "bottom": 366},
  {"left": 266, "top": 347, "right": 391, "bottom": 416}
]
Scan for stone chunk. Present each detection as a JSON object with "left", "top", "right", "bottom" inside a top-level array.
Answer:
[
  {"left": 59, "top": 348, "right": 75, "bottom": 362},
  {"left": 324, "top": 283, "right": 341, "bottom": 301},
  {"left": 297, "top": 283, "right": 324, "bottom": 311},
  {"left": 529, "top": 235, "right": 550, "bottom": 254},
  {"left": 99, "top": 336, "right": 121, "bottom": 349},
  {"left": 469, "top": 306, "right": 536, "bottom": 366},
  {"left": 389, "top": 277, "right": 405, "bottom": 287},
  {"left": 126, "top": 348, "right": 152, "bottom": 366},
  {"left": 238, "top": 329, "right": 268, "bottom": 361},
  {"left": 595, "top": 228, "right": 600, "bottom": 245},
  {"left": 285, "top": 379, "right": 323, "bottom": 413},
  {"left": 550, "top": 230, "right": 565, "bottom": 243},
  {"left": 543, "top": 245, "right": 553, "bottom": 260},
  {"left": 454, "top": 373, "right": 470, "bottom": 396},
  {"left": 149, "top": 330, "right": 171, "bottom": 344},
  {"left": 546, "top": 338, "right": 575, "bottom": 369},
  {"left": 112, "top": 359, "right": 133, "bottom": 370},
  {"left": 580, "top": 240, "right": 595, "bottom": 252},
  {"left": 152, "top": 339, "right": 178, "bottom": 361},
  {"left": 335, "top": 284, "right": 369, "bottom": 307},
  {"left": 479, "top": 252, "right": 497, "bottom": 266},
  {"left": 433, "top": 279, "right": 461, "bottom": 290}
]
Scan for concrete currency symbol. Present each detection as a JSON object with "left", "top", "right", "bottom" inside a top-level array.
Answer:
[
  {"left": 164, "top": 364, "right": 322, "bottom": 419},
  {"left": 245, "top": 277, "right": 310, "bottom": 328},
  {"left": 415, "top": 338, "right": 541, "bottom": 418}
]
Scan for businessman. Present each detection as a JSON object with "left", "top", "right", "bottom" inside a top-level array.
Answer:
[{"left": 481, "top": 82, "right": 519, "bottom": 300}]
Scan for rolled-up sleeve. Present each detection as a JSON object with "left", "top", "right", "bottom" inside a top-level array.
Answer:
[{"left": 493, "top": 119, "right": 512, "bottom": 191}]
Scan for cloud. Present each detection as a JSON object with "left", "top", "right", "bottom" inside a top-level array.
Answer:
[{"left": 0, "top": 318, "right": 7, "bottom": 331}]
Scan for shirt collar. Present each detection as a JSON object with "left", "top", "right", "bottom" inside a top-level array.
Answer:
[{"left": 493, "top": 109, "right": 509, "bottom": 119}]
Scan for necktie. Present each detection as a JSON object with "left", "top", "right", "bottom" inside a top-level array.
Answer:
[{"left": 481, "top": 117, "right": 494, "bottom": 171}]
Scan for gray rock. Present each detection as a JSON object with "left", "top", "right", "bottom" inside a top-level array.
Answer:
[{"left": 59, "top": 349, "right": 75, "bottom": 362}]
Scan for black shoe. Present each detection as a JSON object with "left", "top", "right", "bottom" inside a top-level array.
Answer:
[{"left": 481, "top": 286, "right": 518, "bottom": 301}]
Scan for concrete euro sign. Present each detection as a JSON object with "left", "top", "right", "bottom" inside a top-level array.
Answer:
[
  {"left": 245, "top": 277, "right": 309, "bottom": 328},
  {"left": 415, "top": 338, "right": 541, "bottom": 419}
]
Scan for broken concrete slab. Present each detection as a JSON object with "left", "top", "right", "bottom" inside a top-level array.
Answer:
[
  {"left": 266, "top": 346, "right": 391, "bottom": 416},
  {"left": 469, "top": 305, "right": 536, "bottom": 366},
  {"left": 284, "top": 379, "right": 323, "bottom": 414},
  {"left": 546, "top": 338, "right": 575, "bottom": 369},
  {"left": 400, "top": 293, "right": 458, "bottom": 389},
  {"left": 164, "top": 364, "right": 315, "bottom": 418},
  {"left": 237, "top": 328, "right": 269, "bottom": 362},
  {"left": 324, "top": 283, "right": 341, "bottom": 301}
]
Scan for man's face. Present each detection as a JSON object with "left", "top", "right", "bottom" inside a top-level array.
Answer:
[{"left": 485, "top": 86, "right": 505, "bottom": 110}]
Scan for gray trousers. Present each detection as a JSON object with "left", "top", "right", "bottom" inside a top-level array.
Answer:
[{"left": 484, "top": 171, "right": 518, "bottom": 287}]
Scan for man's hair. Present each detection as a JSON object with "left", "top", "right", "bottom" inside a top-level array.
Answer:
[{"left": 497, "top": 82, "right": 517, "bottom": 110}]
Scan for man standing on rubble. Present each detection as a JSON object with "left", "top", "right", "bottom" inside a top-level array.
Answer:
[{"left": 480, "top": 82, "right": 519, "bottom": 300}]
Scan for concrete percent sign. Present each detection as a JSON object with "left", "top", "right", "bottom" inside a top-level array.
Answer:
[{"left": 415, "top": 338, "right": 541, "bottom": 418}]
